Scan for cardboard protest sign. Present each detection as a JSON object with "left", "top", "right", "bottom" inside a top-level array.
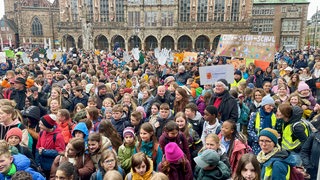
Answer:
[
  {"left": 215, "top": 34, "right": 275, "bottom": 61},
  {"left": 227, "top": 59, "right": 246, "bottom": 70},
  {"left": 0, "top": 52, "right": 6, "bottom": 63},
  {"left": 5, "top": 50, "right": 14, "bottom": 58},
  {"left": 199, "top": 64, "right": 234, "bottom": 85},
  {"left": 254, "top": 60, "right": 270, "bottom": 71},
  {"left": 174, "top": 53, "right": 184, "bottom": 63},
  {"left": 183, "top": 52, "right": 198, "bottom": 62}
]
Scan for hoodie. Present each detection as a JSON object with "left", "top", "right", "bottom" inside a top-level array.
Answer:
[
  {"left": 72, "top": 122, "right": 89, "bottom": 145},
  {"left": 261, "top": 150, "right": 297, "bottom": 180},
  {"left": 188, "top": 111, "right": 204, "bottom": 137},
  {"left": 194, "top": 161, "right": 231, "bottom": 180},
  {"left": 0, "top": 119, "right": 24, "bottom": 140},
  {"left": 248, "top": 67, "right": 264, "bottom": 88}
]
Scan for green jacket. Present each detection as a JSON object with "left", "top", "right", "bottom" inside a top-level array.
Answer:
[
  {"left": 194, "top": 161, "right": 231, "bottom": 180},
  {"left": 118, "top": 144, "right": 135, "bottom": 174}
]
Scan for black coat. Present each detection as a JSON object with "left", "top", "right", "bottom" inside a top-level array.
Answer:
[
  {"left": 209, "top": 91, "right": 238, "bottom": 122},
  {"left": 301, "top": 132, "right": 320, "bottom": 180}
]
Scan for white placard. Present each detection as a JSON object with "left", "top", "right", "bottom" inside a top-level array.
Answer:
[
  {"left": 22, "top": 52, "right": 29, "bottom": 64},
  {"left": 132, "top": 48, "right": 140, "bottom": 60},
  {"left": 154, "top": 48, "right": 160, "bottom": 59},
  {"left": 47, "top": 48, "right": 53, "bottom": 59},
  {"left": 123, "top": 51, "right": 131, "bottom": 62},
  {"left": 0, "top": 52, "right": 6, "bottom": 63},
  {"left": 199, "top": 64, "right": 234, "bottom": 85},
  {"left": 39, "top": 54, "right": 44, "bottom": 58}
]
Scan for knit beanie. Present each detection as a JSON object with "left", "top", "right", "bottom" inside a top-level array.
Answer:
[
  {"left": 298, "top": 82, "right": 310, "bottom": 92},
  {"left": 259, "top": 128, "right": 279, "bottom": 145},
  {"left": 165, "top": 142, "right": 184, "bottom": 162},
  {"left": 260, "top": 95, "right": 275, "bottom": 107},
  {"left": 205, "top": 105, "right": 218, "bottom": 116},
  {"left": 5, "top": 127, "right": 22, "bottom": 141},
  {"left": 40, "top": 114, "right": 57, "bottom": 129},
  {"left": 215, "top": 79, "right": 229, "bottom": 90},
  {"left": 136, "top": 106, "right": 146, "bottom": 118},
  {"left": 22, "top": 106, "right": 40, "bottom": 121},
  {"left": 234, "top": 70, "right": 242, "bottom": 76},
  {"left": 123, "top": 127, "right": 135, "bottom": 137}
]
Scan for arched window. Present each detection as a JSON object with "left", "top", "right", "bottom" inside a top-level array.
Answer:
[{"left": 32, "top": 17, "right": 43, "bottom": 36}]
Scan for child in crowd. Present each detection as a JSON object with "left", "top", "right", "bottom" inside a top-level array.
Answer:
[
  {"left": 158, "top": 142, "right": 193, "bottom": 180},
  {"left": 88, "top": 133, "right": 113, "bottom": 169},
  {"left": 86, "top": 107, "right": 100, "bottom": 132},
  {"left": 219, "top": 120, "right": 250, "bottom": 174},
  {"left": 91, "top": 149, "right": 124, "bottom": 179},
  {"left": 74, "top": 103, "right": 85, "bottom": 114},
  {"left": 155, "top": 103, "right": 174, "bottom": 138},
  {"left": 159, "top": 120, "right": 191, "bottom": 162},
  {"left": 111, "top": 104, "right": 130, "bottom": 139},
  {"left": 5, "top": 127, "right": 34, "bottom": 161},
  {"left": 201, "top": 105, "right": 221, "bottom": 143},
  {"left": 0, "top": 140, "right": 45, "bottom": 179},
  {"left": 174, "top": 112, "right": 202, "bottom": 162},
  {"left": 36, "top": 114, "right": 65, "bottom": 179},
  {"left": 57, "top": 109, "right": 75, "bottom": 145},
  {"left": 194, "top": 149, "right": 231, "bottom": 180},
  {"left": 87, "top": 96, "right": 98, "bottom": 108},
  {"left": 118, "top": 127, "right": 136, "bottom": 174},
  {"left": 101, "top": 98, "right": 115, "bottom": 119},
  {"left": 147, "top": 102, "right": 160, "bottom": 127},
  {"left": 233, "top": 153, "right": 261, "bottom": 180},
  {"left": 125, "top": 152, "right": 155, "bottom": 180},
  {"left": 185, "top": 103, "right": 204, "bottom": 137},
  {"left": 72, "top": 122, "right": 89, "bottom": 149},
  {"left": 104, "top": 107, "right": 113, "bottom": 121},
  {"left": 134, "top": 122, "right": 163, "bottom": 170},
  {"left": 130, "top": 110, "right": 143, "bottom": 134},
  {"left": 99, "top": 120, "right": 123, "bottom": 152},
  {"left": 55, "top": 162, "right": 77, "bottom": 180},
  {"left": 199, "top": 133, "right": 230, "bottom": 168}
]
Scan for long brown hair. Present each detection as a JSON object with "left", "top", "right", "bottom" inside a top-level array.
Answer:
[
  {"left": 99, "top": 120, "right": 122, "bottom": 151},
  {"left": 174, "top": 112, "right": 190, "bottom": 138},
  {"left": 233, "top": 153, "right": 261, "bottom": 180},
  {"left": 173, "top": 87, "right": 189, "bottom": 113}
]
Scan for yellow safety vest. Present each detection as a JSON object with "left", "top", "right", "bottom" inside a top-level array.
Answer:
[
  {"left": 281, "top": 122, "right": 309, "bottom": 150},
  {"left": 264, "top": 164, "right": 290, "bottom": 180},
  {"left": 255, "top": 112, "right": 277, "bottom": 134}
]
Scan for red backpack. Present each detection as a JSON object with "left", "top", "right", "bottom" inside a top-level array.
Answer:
[{"left": 289, "top": 166, "right": 306, "bottom": 180}]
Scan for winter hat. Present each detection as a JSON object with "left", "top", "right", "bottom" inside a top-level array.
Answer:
[
  {"left": 123, "top": 127, "right": 135, "bottom": 137},
  {"left": 14, "top": 77, "right": 26, "bottom": 85},
  {"left": 5, "top": 127, "right": 22, "bottom": 141},
  {"left": 123, "top": 88, "right": 133, "bottom": 94},
  {"left": 86, "top": 84, "right": 94, "bottom": 94},
  {"left": 194, "top": 149, "right": 220, "bottom": 168},
  {"left": 215, "top": 79, "right": 229, "bottom": 90},
  {"left": 205, "top": 105, "right": 218, "bottom": 116},
  {"left": 22, "top": 106, "right": 40, "bottom": 121},
  {"left": 40, "top": 114, "right": 57, "bottom": 129},
  {"left": 136, "top": 106, "right": 147, "bottom": 118},
  {"left": 234, "top": 70, "right": 242, "bottom": 76},
  {"left": 284, "top": 67, "right": 293, "bottom": 71},
  {"left": 259, "top": 128, "right": 279, "bottom": 145},
  {"left": 260, "top": 95, "right": 275, "bottom": 107},
  {"left": 165, "top": 142, "right": 184, "bottom": 162},
  {"left": 298, "top": 82, "right": 310, "bottom": 92},
  {"left": 272, "top": 69, "right": 280, "bottom": 78},
  {"left": 247, "top": 83, "right": 255, "bottom": 89}
]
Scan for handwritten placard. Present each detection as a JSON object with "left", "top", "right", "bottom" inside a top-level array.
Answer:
[
  {"left": 215, "top": 34, "right": 275, "bottom": 61},
  {"left": 199, "top": 64, "right": 234, "bottom": 85}
]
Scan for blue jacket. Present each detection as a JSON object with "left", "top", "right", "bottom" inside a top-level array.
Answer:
[
  {"left": 0, "top": 154, "right": 45, "bottom": 180},
  {"left": 72, "top": 122, "right": 89, "bottom": 150},
  {"left": 260, "top": 150, "right": 296, "bottom": 180},
  {"left": 111, "top": 114, "right": 130, "bottom": 139}
]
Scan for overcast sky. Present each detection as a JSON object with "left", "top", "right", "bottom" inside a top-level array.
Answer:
[{"left": 0, "top": 0, "right": 319, "bottom": 20}]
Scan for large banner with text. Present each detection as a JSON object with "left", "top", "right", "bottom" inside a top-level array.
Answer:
[{"left": 215, "top": 34, "right": 275, "bottom": 61}]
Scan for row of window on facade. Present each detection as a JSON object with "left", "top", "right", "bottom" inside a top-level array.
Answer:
[{"left": 252, "top": 19, "right": 301, "bottom": 33}]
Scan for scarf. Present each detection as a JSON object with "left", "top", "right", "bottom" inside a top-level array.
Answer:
[
  {"left": 259, "top": 108, "right": 272, "bottom": 130},
  {"left": 5, "top": 164, "right": 16, "bottom": 177},
  {"left": 253, "top": 100, "right": 261, "bottom": 108},
  {"left": 131, "top": 159, "right": 154, "bottom": 180},
  {"left": 140, "top": 141, "right": 154, "bottom": 158},
  {"left": 216, "top": 90, "right": 227, "bottom": 97},
  {"left": 257, "top": 144, "right": 280, "bottom": 163}
]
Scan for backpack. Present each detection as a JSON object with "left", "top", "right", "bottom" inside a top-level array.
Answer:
[
  {"left": 289, "top": 166, "right": 305, "bottom": 180},
  {"left": 3, "top": 88, "right": 13, "bottom": 99},
  {"left": 39, "top": 131, "right": 57, "bottom": 143},
  {"left": 292, "top": 119, "right": 314, "bottom": 137}
]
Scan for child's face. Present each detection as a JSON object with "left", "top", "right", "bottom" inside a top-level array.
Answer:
[
  {"left": 205, "top": 137, "right": 219, "bottom": 151},
  {"left": 203, "top": 110, "right": 215, "bottom": 121},
  {"left": 0, "top": 154, "right": 13, "bottom": 173},
  {"left": 104, "top": 101, "right": 112, "bottom": 108},
  {"left": 241, "top": 162, "right": 256, "bottom": 180},
  {"left": 184, "top": 108, "right": 194, "bottom": 119},
  {"left": 221, "top": 121, "right": 234, "bottom": 137},
  {"left": 76, "top": 106, "right": 83, "bottom": 113},
  {"left": 88, "top": 102, "right": 97, "bottom": 108},
  {"left": 151, "top": 105, "right": 159, "bottom": 115},
  {"left": 88, "top": 140, "right": 100, "bottom": 153},
  {"left": 74, "top": 131, "right": 84, "bottom": 138},
  {"left": 7, "top": 135, "right": 20, "bottom": 146},
  {"left": 131, "top": 116, "right": 140, "bottom": 126},
  {"left": 159, "top": 109, "right": 170, "bottom": 119},
  {"left": 102, "top": 155, "right": 116, "bottom": 171},
  {"left": 55, "top": 170, "right": 70, "bottom": 180},
  {"left": 105, "top": 111, "right": 112, "bottom": 119},
  {"left": 175, "top": 117, "right": 186, "bottom": 130},
  {"left": 134, "top": 161, "right": 147, "bottom": 176},
  {"left": 124, "top": 134, "right": 134, "bottom": 145},
  {"left": 140, "top": 129, "right": 152, "bottom": 142},
  {"left": 66, "top": 143, "right": 76, "bottom": 158},
  {"left": 50, "top": 100, "right": 59, "bottom": 110},
  {"left": 112, "top": 111, "right": 123, "bottom": 120},
  {"left": 167, "top": 130, "right": 179, "bottom": 138},
  {"left": 290, "top": 96, "right": 299, "bottom": 106}
]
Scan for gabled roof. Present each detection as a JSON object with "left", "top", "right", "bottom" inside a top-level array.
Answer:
[
  {"left": 253, "top": 0, "right": 309, "bottom": 4},
  {"left": 0, "top": 17, "right": 18, "bottom": 33}
]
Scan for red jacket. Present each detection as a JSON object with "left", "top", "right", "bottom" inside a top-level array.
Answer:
[
  {"left": 58, "top": 119, "right": 75, "bottom": 144},
  {"left": 36, "top": 127, "right": 65, "bottom": 153}
]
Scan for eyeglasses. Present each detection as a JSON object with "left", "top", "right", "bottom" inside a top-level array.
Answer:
[
  {"left": 259, "top": 139, "right": 273, "bottom": 144},
  {"left": 104, "top": 159, "right": 115, "bottom": 164}
]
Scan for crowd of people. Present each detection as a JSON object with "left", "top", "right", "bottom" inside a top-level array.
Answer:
[{"left": 0, "top": 47, "right": 319, "bottom": 180}]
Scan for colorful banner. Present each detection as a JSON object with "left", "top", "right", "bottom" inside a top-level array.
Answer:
[
  {"left": 215, "top": 34, "right": 275, "bottom": 61},
  {"left": 173, "top": 53, "right": 184, "bottom": 63},
  {"left": 254, "top": 60, "right": 270, "bottom": 71},
  {"left": 227, "top": 59, "right": 246, "bottom": 70},
  {"left": 183, "top": 52, "right": 198, "bottom": 62},
  {"left": 4, "top": 50, "right": 14, "bottom": 58}
]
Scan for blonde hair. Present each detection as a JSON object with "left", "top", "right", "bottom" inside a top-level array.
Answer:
[
  {"left": 205, "top": 133, "right": 220, "bottom": 146},
  {"left": 103, "top": 170, "right": 122, "bottom": 180},
  {"left": 48, "top": 87, "right": 62, "bottom": 107}
]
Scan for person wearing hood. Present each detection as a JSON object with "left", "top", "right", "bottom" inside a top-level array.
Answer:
[
  {"left": 276, "top": 104, "right": 309, "bottom": 164},
  {"left": 3, "top": 77, "right": 27, "bottom": 110},
  {"left": 152, "top": 85, "right": 175, "bottom": 110},
  {"left": 185, "top": 103, "right": 204, "bottom": 137},
  {"left": 72, "top": 122, "right": 89, "bottom": 150},
  {"left": 247, "top": 67, "right": 264, "bottom": 88},
  {"left": 231, "top": 70, "right": 246, "bottom": 88},
  {"left": 36, "top": 114, "right": 65, "bottom": 179},
  {"left": 194, "top": 149, "right": 231, "bottom": 180},
  {"left": 209, "top": 79, "right": 238, "bottom": 122},
  {"left": 271, "top": 69, "right": 280, "bottom": 87},
  {"left": 248, "top": 95, "right": 282, "bottom": 155},
  {"left": 257, "top": 128, "right": 297, "bottom": 179},
  {"left": 96, "top": 83, "right": 114, "bottom": 109}
]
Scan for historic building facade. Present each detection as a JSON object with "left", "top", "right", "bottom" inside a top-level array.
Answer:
[
  {"left": 305, "top": 10, "right": 320, "bottom": 48},
  {"left": 3, "top": 0, "right": 310, "bottom": 51},
  {"left": 252, "top": 0, "right": 309, "bottom": 50}
]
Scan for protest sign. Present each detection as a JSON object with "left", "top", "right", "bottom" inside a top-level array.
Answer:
[
  {"left": 0, "top": 52, "right": 6, "bottom": 63},
  {"left": 227, "top": 59, "right": 246, "bottom": 69},
  {"left": 215, "top": 34, "right": 275, "bottom": 61},
  {"left": 254, "top": 60, "right": 270, "bottom": 71},
  {"left": 21, "top": 52, "right": 30, "bottom": 64},
  {"left": 183, "top": 52, "right": 198, "bottom": 62},
  {"left": 199, "top": 64, "right": 234, "bottom": 85},
  {"left": 5, "top": 50, "right": 14, "bottom": 58}
]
